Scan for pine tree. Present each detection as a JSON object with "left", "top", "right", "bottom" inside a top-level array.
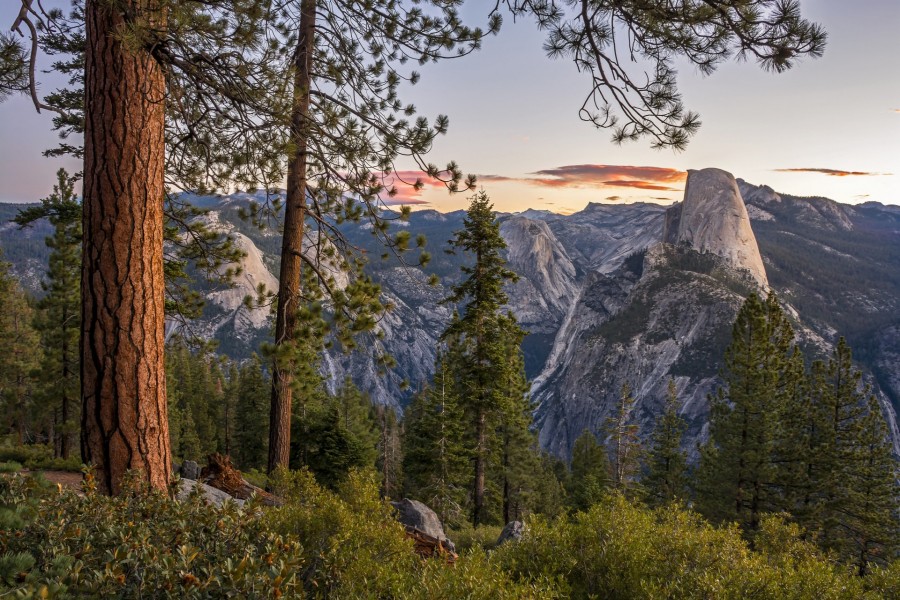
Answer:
[
  {"left": 221, "top": 361, "right": 240, "bottom": 457},
  {"left": 605, "top": 382, "right": 642, "bottom": 497},
  {"left": 0, "top": 257, "right": 40, "bottom": 445},
  {"left": 809, "top": 339, "right": 898, "bottom": 574},
  {"left": 233, "top": 355, "right": 270, "bottom": 471},
  {"left": 568, "top": 429, "right": 611, "bottom": 512},
  {"left": 402, "top": 352, "right": 470, "bottom": 526},
  {"left": 375, "top": 404, "right": 403, "bottom": 499},
  {"left": 262, "top": 1, "right": 489, "bottom": 474},
  {"left": 696, "top": 292, "right": 801, "bottom": 532},
  {"left": 643, "top": 379, "right": 688, "bottom": 506},
  {"left": 16, "top": 169, "right": 82, "bottom": 459},
  {"left": 332, "top": 377, "right": 379, "bottom": 469},
  {"left": 495, "top": 316, "right": 538, "bottom": 524},
  {"left": 442, "top": 191, "right": 521, "bottom": 526}
]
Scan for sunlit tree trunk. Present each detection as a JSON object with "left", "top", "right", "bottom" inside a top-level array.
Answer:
[{"left": 80, "top": 0, "right": 170, "bottom": 495}]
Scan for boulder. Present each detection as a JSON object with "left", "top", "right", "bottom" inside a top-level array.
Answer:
[
  {"left": 176, "top": 478, "right": 244, "bottom": 508},
  {"left": 496, "top": 520, "right": 525, "bottom": 546},
  {"left": 391, "top": 498, "right": 455, "bottom": 552},
  {"left": 180, "top": 460, "right": 201, "bottom": 481}
]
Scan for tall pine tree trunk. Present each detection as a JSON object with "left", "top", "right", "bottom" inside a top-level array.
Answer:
[
  {"left": 81, "top": 0, "right": 170, "bottom": 495},
  {"left": 60, "top": 331, "right": 70, "bottom": 459},
  {"left": 269, "top": 0, "right": 316, "bottom": 474},
  {"left": 473, "top": 409, "right": 486, "bottom": 526}
]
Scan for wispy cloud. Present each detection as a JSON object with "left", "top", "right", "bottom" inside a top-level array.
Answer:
[
  {"left": 378, "top": 170, "right": 459, "bottom": 205},
  {"left": 481, "top": 165, "right": 686, "bottom": 192},
  {"left": 773, "top": 168, "right": 890, "bottom": 177}
]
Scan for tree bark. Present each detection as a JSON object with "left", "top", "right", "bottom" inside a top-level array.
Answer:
[
  {"left": 81, "top": 0, "right": 170, "bottom": 495},
  {"left": 268, "top": 0, "right": 316, "bottom": 474},
  {"left": 473, "top": 409, "right": 486, "bottom": 527}
]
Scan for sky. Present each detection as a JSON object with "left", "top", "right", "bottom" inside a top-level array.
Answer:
[{"left": 1, "top": 1, "right": 898, "bottom": 214}]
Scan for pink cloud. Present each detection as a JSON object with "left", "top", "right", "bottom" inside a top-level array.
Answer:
[
  {"left": 479, "top": 165, "right": 686, "bottom": 192},
  {"left": 773, "top": 168, "right": 890, "bottom": 177}
]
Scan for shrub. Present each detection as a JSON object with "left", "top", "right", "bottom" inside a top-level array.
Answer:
[
  {"left": 0, "top": 461, "right": 22, "bottom": 474},
  {"left": 447, "top": 523, "right": 503, "bottom": 552},
  {"left": 0, "top": 472, "right": 303, "bottom": 597},
  {"left": 265, "top": 468, "right": 555, "bottom": 598},
  {"left": 496, "top": 493, "right": 872, "bottom": 600},
  {"left": 0, "top": 468, "right": 557, "bottom": 599}
]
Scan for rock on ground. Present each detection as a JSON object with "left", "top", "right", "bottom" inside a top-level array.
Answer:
[
  {"left": 496, "top": 521, "right": 525, "bottom": 546},
  {"left": 176, "top": 478, "right": 244, "bottom": 508},
  {"left": 391, "top": 498, "right": 455, "bottom": 551}
]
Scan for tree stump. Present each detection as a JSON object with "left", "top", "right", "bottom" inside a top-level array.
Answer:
[{"left": 200, "top": 453, "right": 282, "bottom": 506}]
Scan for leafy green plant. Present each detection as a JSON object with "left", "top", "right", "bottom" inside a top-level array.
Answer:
[
  {"left": 496, "top": 494, "right": 872, "bottom": 600},
  {"left": 0, "top": 461, "right": 22, "bottom": 473}
]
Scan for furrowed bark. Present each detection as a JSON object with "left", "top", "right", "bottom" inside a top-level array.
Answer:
[
  {"left": 268, "top": 0, "right": 316, "bottom": 474},
  {"left": 81, "top": 0, "right": 170, "bottom": 495}
]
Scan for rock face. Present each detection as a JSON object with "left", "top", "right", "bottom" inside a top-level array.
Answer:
[
  {"left": 533, "top": 244, "right": 756, "bottom": 459},
  {"left": 664, "top": 168, "right": 768, "bottom": 287},
  {"left": 391, "top": 498, "right": 454, "bottom": 551}
]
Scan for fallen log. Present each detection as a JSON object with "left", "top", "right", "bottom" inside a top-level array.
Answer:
[
  {"left": 403, "top": 526, "right": 458, "bottom": 564},
  {"left": 200, "top": 453, "right": 282, "bottom": 507}
]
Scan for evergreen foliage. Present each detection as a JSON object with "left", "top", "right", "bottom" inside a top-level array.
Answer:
[
  {"left": 0, "top": 254, "right": 40, "bottom": 446},
  {"left": 605, "top": 382, "right": 642, "bottom": 497},
  {"left": 643, "top": 379, "right": 688, "bottom": 506},
  {"left": 233, "top": 354, "right": 271, "bottom": 470},
  {"left": 567, "top": 429, "right": 611, "bottom": 512},
  {"left": 441, "top": 191, "right": 523, "bottom": 526},
  {"left": 696, "top": 292, "right": 802, "bottom": 531},
  {"left": 402, "top": 351, "right": 470, "bottom": 525},
  {"left": 805, "top": 340, "right": 898, "bottom": 575},
  {"left": 15, "top": 169, "right": 81, "bottom": 459}
]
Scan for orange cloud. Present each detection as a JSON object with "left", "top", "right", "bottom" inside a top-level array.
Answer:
[
  {"left": 773, "top": 168, "right": 890, "bottom": 177},
  {"left": 480, "top": 165, "right": 686, "bottom": 192}
]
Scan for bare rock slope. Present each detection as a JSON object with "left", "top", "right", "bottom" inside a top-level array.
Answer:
[{"left": 664, "top": 168, "right": 768, "bottom": 287}]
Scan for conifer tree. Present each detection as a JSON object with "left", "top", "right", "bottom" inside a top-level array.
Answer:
[
  {"left": 696, "top": 292, "right": 801, "bottom": 531},
  {"left": 375, "top": 404, "right": 403, "bottom": 499},
  {"left": 442, "top": 191, "right": 521, "bottom": 526},
  {"left": 567, "top": 429, "right": 611, "bottom": 511},
  {"left": 0, "top": 256, "right": 40, "bottom": 445},
  {"left": 234, "top": 354, "right": 270, "bottom": 471},
  {"left": 496, "top": 316, "right": 538, "bottom": 523},
  {"left": 643, "top": 379, "right": 688, "bottom": 506},
  {"left": 402, "top": 351, "right": 469, "bottom": 526},
  {"left": 332, "top": 377, "right": 379, "bottom": 469},
  {"left": 16, "top": 169, "right": 81, "bottom": 459},
  {"left": 259, "top": 0, "right": 493, "bottom": 474},
  {"left": 7, "top": 0, "right": 827, "bottom": 494},
  {"left": 605, "top": 382, "right": 642, "bottom": 497},
  {"left": 808, "top": 339, "right": 898, "bottom": 574}
]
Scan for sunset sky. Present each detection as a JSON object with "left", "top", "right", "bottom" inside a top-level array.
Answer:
[{"left": 1, "top": 0, "right": 897, "bottom": 213}]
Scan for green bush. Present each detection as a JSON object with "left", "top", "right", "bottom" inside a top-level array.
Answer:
[
  {"left": 0, "top": 472, "right": 303, "bottom": 598},
  {"left": 447, "top": 523, "right": 503, "bottom": 552},
  {"left": 0, "top": 461, "right": 22, "bottom": 474},
  {"left": 264, "top": 468, "right": 555, "bottom": 598},
  {"left": 0, "top": 469, "right": 557, "bottom": 599},
  {"left": 0, "top": 443, "right": 52, "bottom": 465},
  {"left": 496, "top": 493, "right": 873, "bottom": 600},
  {"left": 0, "top": 441, "right": 82, "bottom": 472}
]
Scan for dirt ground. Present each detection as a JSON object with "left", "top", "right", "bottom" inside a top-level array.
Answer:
[{"left": 23, "top": 470, "right": 84, "bottom": 491}]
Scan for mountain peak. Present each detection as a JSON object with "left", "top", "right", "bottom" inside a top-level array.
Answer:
[{"left": 663, "top": 168, "right": 768, "bottom": 287}]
